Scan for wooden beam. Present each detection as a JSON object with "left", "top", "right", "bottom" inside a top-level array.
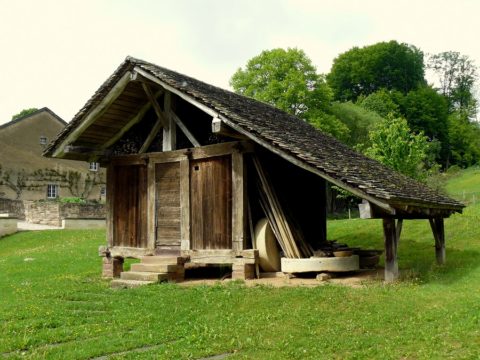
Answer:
[
  {"left": 53, "top": 71, "right": 132, "bottom": 157},
  {"left": 64, "top": 145, "right": 110, "bottom": 157},
  {"left": 141, "top": 83, "right": 168, "bottom": 128},
  {"left": 383, "top": 218, "right": 399, "bottom": 282},
  {"left": 106, "top": 164, "right": 115, "bottom": 248},
  {"left": 212, "top": 117, "right": 248, "bottom": 139},
  {"left": 100, "top": 90, "right": 162, "bottom": 150},
  {"left": 138, "top": 117, "right": 163, "bottom": 153},
  {"left": 429, "top": 217, "right": 445, "bottom": 264},
  {"left": 146, "top": 160, "right": 156, "bottom": 250},
  {"left": 232, "top": 151, "right": 246, "bottom": 253},
  {"left": 133, "top": 67, "right": 219, "bottom": 118},
  {"left": 162, "top": 92, "right": 176, "bottom": 151},
  {"left": 179, "top": 159, "right": 191, "bottom": 252},
  {"left": 396, "top": 218, "right": 403, "bottom": 242},
  {"left": 170, "top": 110, "right": 201, "bottom": 147}
]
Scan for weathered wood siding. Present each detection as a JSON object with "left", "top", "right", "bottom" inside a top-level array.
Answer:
[
  {"left": 112, "top": 164, "right": 148, "bottom": 247},
  {"left": 190, "top": 156, "right": 232, "bottom": 250},
  {"left": 155, "top": 162, "right": 181, "bottom": 247}
]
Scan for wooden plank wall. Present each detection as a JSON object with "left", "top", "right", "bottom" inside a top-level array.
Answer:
[
  {"left": 112, "top": 164, "right": 148, "bottom": 248},
  {"left": 190, "top": 156, "right": 232, "bottom": 250},
  {"left": 155, "top": 162, "right": 181, "bottom": 248}
]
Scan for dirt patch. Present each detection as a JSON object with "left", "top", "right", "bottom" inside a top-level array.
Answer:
[{"left": 178, "top": 269, "right": 384, "bottom": 288}]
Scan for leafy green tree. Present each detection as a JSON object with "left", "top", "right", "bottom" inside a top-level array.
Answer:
[
  {"left": 327, "top": 41, "right": 425, "bottom": 101},
  {"left": 357, "top": 89, "right": 400, "bottom": 118},
  {"left": 365, "top": 116, "right": 431, "bottom": 180},
  {"left": 428, "top": 51, "right": 478, "bottom": 117},
  {"left": 329, "top": 102, "right": 384, "bottom": 149},
  {"left": 398, "top": 86, "right": 449, "bottom": 164},
  {"left": 11, "top": 108, "right": 39, "bottom": 121},
  {"left": 447, "top": 111, "right": 480, "bottom": 167},
  {"left": 230, "top": 48, "right": 332, "bottom": 117},
  {"left": 306, "top": 109, "right": 350, "bottom": 143}
]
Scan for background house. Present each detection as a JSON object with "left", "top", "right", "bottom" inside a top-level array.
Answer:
[{"left": 0, "top": 107, "right": 105, "bottom": 201}]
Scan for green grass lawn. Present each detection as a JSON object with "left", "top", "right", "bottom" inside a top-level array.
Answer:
[{"left": 1, "top": 170, "right": 480, "bottom": 359}]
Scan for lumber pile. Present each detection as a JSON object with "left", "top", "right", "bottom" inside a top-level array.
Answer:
[{"left": 253, "top": 156, "right": 313, "bottom": 258}]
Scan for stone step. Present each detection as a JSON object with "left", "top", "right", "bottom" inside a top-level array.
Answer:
[
  {"left": 111, "top": 279, "right": 155, "bottom": 289},
  {"left": 141, "top": 256, "right": 187, "bottom": 265},
  {"left": 131, "top": 263, "right": 178, "bottom": 273},
  {"left": 120, "top": 271, "right": 169, "bottom": 282}
]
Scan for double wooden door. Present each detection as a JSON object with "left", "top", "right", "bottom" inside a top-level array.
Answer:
[{"left": 154, "top": 156, "right": 232, "bottom": 251}]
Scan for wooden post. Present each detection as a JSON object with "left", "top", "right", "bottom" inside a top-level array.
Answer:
[
  {"left": 396, "top": 218, "right": 403, "bottom": 242},
  {"left": 232, "top": 151, "right": 246, "bottom": 253},
  {"left": 163, "top": 92, "right": 176, "bottom": 151},
  {"left": 146, "top": 160, "right": 156, "bottom": 250},
  {"left": 429, "top": 217, "right": 445, "bottom": 265},
  {"left": 106, "top": 164, "right": 115, "bottom": 248},
  {"left": 179, "top": 158, "right": 191, "bottom": 253},
  {"left": 383, "top": 218, "right": 399, "bottom": 282}
]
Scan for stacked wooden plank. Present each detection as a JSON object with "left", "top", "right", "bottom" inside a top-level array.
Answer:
[{"left": 253, "top": 157, "right": 313, "bottom": 258}]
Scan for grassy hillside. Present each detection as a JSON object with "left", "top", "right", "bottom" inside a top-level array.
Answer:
[
  {"left": 445, "top": 166, "right": 480, "bottom": 199},
  {"left": 0, "top": 168, "right": 479, "bottom": 359}
]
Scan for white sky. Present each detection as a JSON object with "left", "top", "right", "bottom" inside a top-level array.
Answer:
[{"left": 0, "top": 0, "right": 478, "bottom": 125}]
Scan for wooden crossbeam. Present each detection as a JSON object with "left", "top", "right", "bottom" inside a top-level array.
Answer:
[
  {"left": 101, "top": 89, "right": 162, "bottom": 150},
  {"left": 138, "top": 117, "right": 164, "bottom": 153},
  {"left": 170, "top": 111, "right": 201, "bottom": 147},
  {"left": 53, "top": 71, "right": 132, "bottom": 157},
  {"left": 142, "top": 83, "right": 168, "bottom": 128}
]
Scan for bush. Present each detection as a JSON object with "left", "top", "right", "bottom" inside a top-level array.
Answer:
[{"left": 60, "top": 197, "right": 86, "bottom": 204}]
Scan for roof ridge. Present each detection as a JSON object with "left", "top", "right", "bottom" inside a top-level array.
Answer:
[{"left": 0, "top": 107, "right": 66, "bottom": 130}]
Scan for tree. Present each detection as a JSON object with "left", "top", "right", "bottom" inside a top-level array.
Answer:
[
  {"left": 398, "top": 86, "right": 449, "bottom": 164},
  {"left": 365, "top": 116, "right": 431, "bottom": 180},
  {"left": 329, "top": 102, "right": 385, "bottom": 149},
  {"left": 306, "top": 109, "right": 350, "bottom": 143},
  {"left": 11, "top": 108, "right": 39, "bottom": 121},
  {"left": 327, "top": 41, "right": 425, "bottom": 101},
  {"left": 447, "top": 111, "right": 480, "bottom": 167},
  {"left": 230, "top": 48, "right": 332, "bottom": 117},
  {"left": 428, "top": 51, "right": 478, "bottom": 117},
  {"left": 357, "top": 89, "right": 401, "bottom": 118}
]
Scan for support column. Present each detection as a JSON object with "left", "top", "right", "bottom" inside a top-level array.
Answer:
[
  {"left": 429, "top": 217, "right": 445, "bottom": 265},
  {"left": 102, "top": 256, "right": 124, "bottom": 278},
  {"left": 179, "top": 158, "right": 191, "bottom": 254},
  {"left": 383, "top": 218, "right": 399, "bottom": 282},
  {"left": 232, "top": 151, "right": 246, "bottom": 253},
  {"left": 147, "top": 160, "right": 156, "bottom": 251}
]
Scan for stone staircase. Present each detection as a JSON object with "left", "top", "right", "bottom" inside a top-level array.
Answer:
[{"left": 111, "top": 256, "right": 187, "bottom": 288}]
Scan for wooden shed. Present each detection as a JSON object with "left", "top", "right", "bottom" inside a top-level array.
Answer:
[{"left": 44, "top": 57, "right": 464, "bottom": 284}]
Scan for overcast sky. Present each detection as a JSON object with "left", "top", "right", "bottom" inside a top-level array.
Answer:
[{"left": 0, "top": 0, "right": 478, "bottom": 125}]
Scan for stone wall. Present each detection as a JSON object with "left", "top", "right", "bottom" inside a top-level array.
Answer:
[
  {"left": 0, "top": 199, "right": 25, "bottom": 219},
  {"left": 61, "top": 203, "right": 106, "bottom": 219},
  {"left": 0, "top": 216, "right": 17, "bottom": 237},
  {"left": 23, "top": 201, "right": 106, "bottom": 227},
  {"left": 24, "top": 201, "right": 62, "bottom": 226}
]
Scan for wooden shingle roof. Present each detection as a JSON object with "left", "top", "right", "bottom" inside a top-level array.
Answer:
[{"left": 44, "top": 56, "right": 464, "bottom": 213}]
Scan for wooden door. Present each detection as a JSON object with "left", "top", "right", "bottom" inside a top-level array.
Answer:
[
  {"left": 190, "top": 156, "right": 232, "bottom": 250},
  {"left": 155, "top": 162, "right": 181, "bottom": 248},
  {"left": 112, "top": 164, "right": 148, "bottom": 248}
]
